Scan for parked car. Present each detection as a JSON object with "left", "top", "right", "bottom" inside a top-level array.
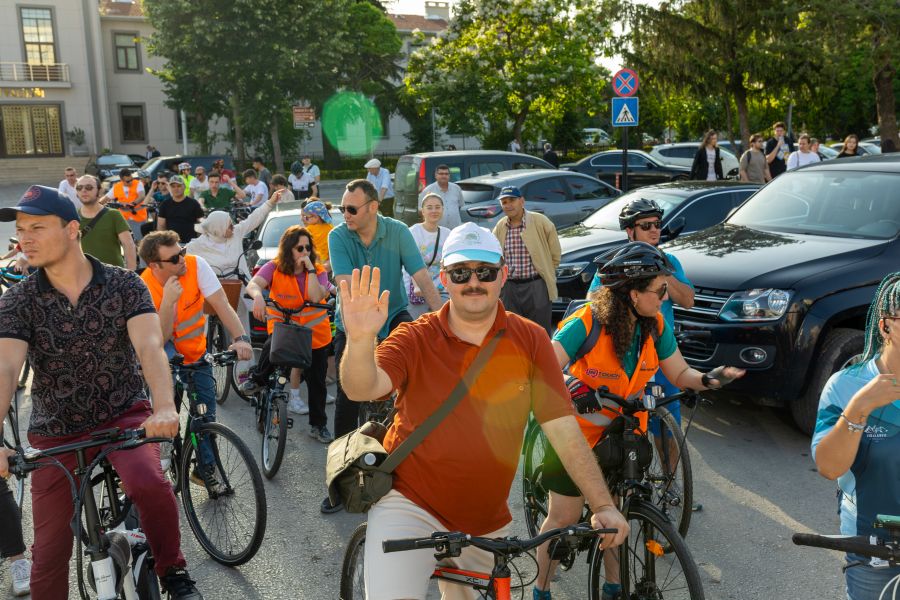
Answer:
[
  {"left": 716, "top": 140, "right": 744, "bottom": 158},
  {"left": 457, "top": 169, "right": 619, "bottom": 230},
  {"left": 582, "top": 128, "right": 612, "bottom": 147},
  {"left": 667, "top": 153, "right": 900, "bottom": 434},
  {"left": 128, "top": 154, "right": 149, "bottom": 166},
  {"left": 817, "top": 144, "right": 839, "bottom": 160},
  {"left": 648, "top": 142, "right": 740, "bottom": 178},
  {"left": 85, "top": 153, "right": 137, "bottom": 180},
  {"left": 830, "top": 141, "right": 882, "bottom": 156},
  {"left": 560, "top": 150, "right": 690, "bottom": 189},
  {"left": 104, "top": 155, "right": 236, "bottom": 186},
  {"left": 393, "top": 150, "right": 553, "bottom": 226},
  {"left": 552, "top": 181, "right": 761, "bottom": 319}
]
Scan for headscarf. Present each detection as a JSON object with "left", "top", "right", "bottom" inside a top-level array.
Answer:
[
  {"left": 197, "top": 210, "right": 232, "bottom": 242},
  {"left": 290, "top": 161, "right": 303, "bottom": 176},
  {"left": 303, "top": 200, "right": 332, "bottom": 224}
]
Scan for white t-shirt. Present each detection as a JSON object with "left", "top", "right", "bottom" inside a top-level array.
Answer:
[
  {"left": 190, "top": 177, "right": 210, "bottom": 198},
  {"left": 786, "top": 150, "right": 821, "bottom": 171},
  {"left": 195, "top": 254, "right": 224, "bottom": 298},
  {"left": 58, "top": 179, "right": 83, "bottom": 211},
  {"left": 289, "top": 172, "right": 313, "bottom": 191},
  {"left": 402, "top": 224, "right": 450, "bottom": 296},
  {"left": 244, "top": 181, "right": 269, "bottom": 207},
  {"left": 705, "top": 148, "right": 717, "bottom": 181},
  {"left": 302, "top": 164, "right": 320, "bottom": 180}
]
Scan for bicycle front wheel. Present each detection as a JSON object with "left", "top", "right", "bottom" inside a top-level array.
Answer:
[
  {"left": 588, "top": 500, "right": 705, "bottom": 600},
  {"left": 646, "top": 406, "right": 693, "bottom": 546},
  {"left": 340, "top": 522, "right": 367, "bottom": 600},
  {"left": 521, "top": 416, "right": 550, "bottom": 538},
  {"left": 207, "top": 317, "right": 233, "bottom": 405},
  {"left": 261, "top": 393, "right": 288, "bottom": 479},
  {"left": 180, "top": 422, "right": 267, "bottom": 566},
  {"left": 2, "top": 393, "right": 24, "bottom": 508}
]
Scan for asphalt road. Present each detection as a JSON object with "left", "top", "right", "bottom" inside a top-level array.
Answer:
[{"left": 0, "top": 179, "right": 845, "bottom": 599}]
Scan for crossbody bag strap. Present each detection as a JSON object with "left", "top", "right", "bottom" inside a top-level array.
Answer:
[
  {"left": 378, "top": 329, "right": 505, "bottom": 473},
  {"left": 80, "top": 207, "right": 109, "bottom": 238},
  {"left": 426, "top": 228, "right": 441, "bottom": 267}
]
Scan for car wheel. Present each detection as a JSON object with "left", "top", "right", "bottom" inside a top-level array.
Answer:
[
  {"left": 792, "top": 328, "right": 864, "bottom": 435},
  {"left": 673, "top": 174, "right": 689, "bottom": 181}
]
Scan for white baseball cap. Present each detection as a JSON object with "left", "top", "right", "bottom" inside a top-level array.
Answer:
[
  {"left": 441, "top": 222, "right": 503, "bottom": 266},
  {"left": 364, "top": 158, "right": 381, "bottom": 169}
]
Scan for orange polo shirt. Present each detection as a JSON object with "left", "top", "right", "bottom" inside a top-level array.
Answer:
[{"left": 376, "top": 302, "right": 573, "bottom": 535}]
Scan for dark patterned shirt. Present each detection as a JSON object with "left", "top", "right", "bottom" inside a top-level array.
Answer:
[
  {"left": 504, "top": 216, "right": 537, "bottom": 280},
  {"left": 0, "top": 256, "right": 156, "bottom": 437}
]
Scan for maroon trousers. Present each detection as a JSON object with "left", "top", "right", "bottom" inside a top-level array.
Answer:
[{"left": 27, "top": 401, "right": 185, "bottom": 599}]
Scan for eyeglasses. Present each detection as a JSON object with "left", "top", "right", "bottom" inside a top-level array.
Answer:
[
  {"left": 636, "top": 220, "right": 663, "bottom": 231},
  {"left": 646, "top": 281, "right": 668, "bottom": 299},
  {"left": 75, "top": 185, "right": 95, "bottom": 191},
  {"left": 444, "top": 265, "right": 501, "bottom": 284},
  {"left": 293, "top": 244, "right": 312, "bottom": 252},
  {"left": 157, "top": 247, "right": 186, "bottom": 265},
  {"left": 337, "top": 199, "right": 375, "bottom": 215}
]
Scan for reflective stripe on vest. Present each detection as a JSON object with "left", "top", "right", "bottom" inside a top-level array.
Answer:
[
  {"left": 266, "top": 262, "right": 332, "bottom": 350},
  {"left": 562, "top": 304, "right": 664, "bottom": 447},
  {"left": 141, "top": 254, "right": 208, "bottom": 363},
  {"left": 113, "top": 179, "right": 147, "bottom": 222}
]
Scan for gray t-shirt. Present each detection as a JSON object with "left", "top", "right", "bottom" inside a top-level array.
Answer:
[{"left": 740, "top": 149, "right": 768, "bottom": 184}]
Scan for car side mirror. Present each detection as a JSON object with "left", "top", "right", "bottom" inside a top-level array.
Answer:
[{"left": 662, "top": 217, "right": 685, "bottom": 241}]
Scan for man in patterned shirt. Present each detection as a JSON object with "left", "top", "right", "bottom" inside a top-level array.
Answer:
[
  {"left": 492, "top": 186, "right": 561, "bottom": 334},
  {"left": 0, "top": 186, "right": 204, "bottom": 599}
]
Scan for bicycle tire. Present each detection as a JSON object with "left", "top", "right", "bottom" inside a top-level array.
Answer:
[
  {"left": 179, "top": 422, "right": 267, "bottom": 566},
  {"left": 261, "top": 393, "right": 288, "bottom": 479},
  {"left": 646, "top": 406, "right": 693, "bottom": 547},
  {"left": 340, "top": 522, "right": 367, "bottom": 600},
  {"left": 588, "top": 500, "right": 705, "bottom": 600},
  {"left": 160, "top": 435, "right": 182, "bottom": 495},
  {"left": 135, "top": 551, "right": 162, "bottom": 600},
  {"left": 2, "top": 391, "right": 25, "bottom": 508},
  {"left": 207, "top": 317, "right": 232, "bottom": 405},
  {"left": 521, "top": 417, "right": 550, "bottom": 538}
]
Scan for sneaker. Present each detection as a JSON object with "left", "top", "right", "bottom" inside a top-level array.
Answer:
[
  {"left": 601, "top": 583, "right": 622, "bottom": 600},
  {"left": 10, "top": 558, "right": 30, "bottom": 597},
  {"left": 160, "top": 567, "right": 203, "bottom": 600},
  {"left": 533, "top": 587, "right": 552, "bottom": 600},
  {"left": 320, "top": 495, "right": 343, "bottom": 514},
  {"left": 239, "top": 379, "right": 264, "bottom": 396},
  {"left": 190, "top": 467, "right": 225, "bottom": 495},
  {"left": 326, "top": 393, "right": 335, "bottom": 404},
  {"left": 288, "top": 396, "right": 309, "bottom": 415},
  {"left": 309, "top": 425, "right": 334, "bottom": 444}
]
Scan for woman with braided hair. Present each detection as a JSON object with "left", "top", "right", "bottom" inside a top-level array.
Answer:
[
  {"left": 812, "top": 272, "right": 900, "bottom": 599},
  {"left": 532, "top": 241, "right": 745, "bottom": 600}
]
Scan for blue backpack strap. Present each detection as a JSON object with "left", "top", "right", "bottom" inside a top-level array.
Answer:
[{"left": 570, "top": 311, "right": 602, "bottom": 368}]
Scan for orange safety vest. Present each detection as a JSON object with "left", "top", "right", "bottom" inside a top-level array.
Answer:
[
  {"left": 266, "top": 262, "right": 332, "bottom": 350},
  {"left": 561, "top": 303, "right": 665, "bottom": 447},
  {"left": 141, "top": 255, "right": 207, "bottom": 363},
  {"left": 112, "top": 179, "right": 147, "bottom": 222}
]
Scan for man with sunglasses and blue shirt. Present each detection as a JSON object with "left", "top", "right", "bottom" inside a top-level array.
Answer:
[{"left": 323, "top": 179, "right": 443, "bottom": 513}]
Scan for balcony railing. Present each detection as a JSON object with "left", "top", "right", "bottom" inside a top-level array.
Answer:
[{"left": 0, "top": 62, "right": 70, "bottom": 83}]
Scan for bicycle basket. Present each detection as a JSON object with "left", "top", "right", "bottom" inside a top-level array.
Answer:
[
  {"left": 270, "top": 321, "right": 313, "bottom": 369},
  {"left": 203, "top": 278, "right": 242, "bottom": 314},
  {"left": 592, "top": 416, "right": 652, "bottom": 472}
]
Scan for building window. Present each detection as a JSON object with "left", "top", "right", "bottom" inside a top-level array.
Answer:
[
  {"left": 20, "top": 8, "right": 57, "bottom": 65},
  {"left": 120, "top": 104, "right": 146, "bottom": 142},
  {"left": 0, "top": 104, "right": 64, "bottom": 157},
  {"left": 114, "top": 32, "right": 141, "bottom": 72}
]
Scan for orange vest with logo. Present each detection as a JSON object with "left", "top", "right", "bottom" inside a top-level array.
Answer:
[
  {"left": 112, "top": 179, "right": 147, "bottom": 222},
  {"left": 141, "top": 255, "right": 207, "bottom": 363},
  {"left": 562, "top": 304, "right": 665, "bottom": 447},
  {"left": 266, "top": 262, "right": 332, "bottom": 350}
]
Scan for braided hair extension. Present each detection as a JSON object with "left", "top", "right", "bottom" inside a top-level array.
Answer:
[{"left": 851, "top": 272, "right": 900, "bottom": 372}]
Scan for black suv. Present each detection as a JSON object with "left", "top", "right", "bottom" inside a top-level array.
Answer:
[{"left": 666, "top": 154, "right": 900, "bottom": 434}]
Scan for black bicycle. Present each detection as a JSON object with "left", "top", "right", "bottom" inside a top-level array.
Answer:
[
  {"left": 6, "top": 427, "right": 166, "bottom": 599},
  {"left": 1, "top": 263, "right": 28, "bottom": 508},
  {"left": 161, "top": 351, "right": 267, "bottom": 566},
  {"left": 521, "top": 386, "right": 705, "bottom": 599}
]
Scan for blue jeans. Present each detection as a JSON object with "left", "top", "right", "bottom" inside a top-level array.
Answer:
[
  {"left": 174, "top": 361, "right": 218, "bottom": 468},
  {"left": 846, "top": 558, "right": 900, "bottom": 599},
  {"left": 648, "top": 369, "right": 681, "bottom": 437}
]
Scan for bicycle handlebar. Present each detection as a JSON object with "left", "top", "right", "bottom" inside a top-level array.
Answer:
[
  {"left": 593, "top": 386, "right": 702, "bottom": 415},
  {"left": 244, "top": 293, "right": 335, "bottom": 316},
  {"left": 169, "top": 350, "right": 237, "bottom": 368},
  {"left": 383, "top": 523, "right": 615, "bottom": 555},
  {"left": 792, "top": 533, "right": 897, "bottom": 561}
]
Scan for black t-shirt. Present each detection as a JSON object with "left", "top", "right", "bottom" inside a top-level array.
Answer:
[
  {"left": 543, "top": 150, "right": 560, "bottom": 168},
  {"left": 157, "top": 196, "right": 204, "bottom": 243},
  {"left": 764, "top": 136, "right": 795, "bottom": 177}
]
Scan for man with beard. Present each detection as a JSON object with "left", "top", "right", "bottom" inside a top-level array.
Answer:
[{"left": 156, "top": 175, "right": 204, "bottom": 244}]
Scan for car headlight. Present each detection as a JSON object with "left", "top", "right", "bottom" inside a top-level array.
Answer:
[
  {"left": 556, "top": 261, "right": 590, "bottom": 280},
  {"left": 719, "top": 289, "right": 792, "bottom": 322}
]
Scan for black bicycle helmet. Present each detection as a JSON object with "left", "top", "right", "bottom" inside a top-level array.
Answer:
[
  {"left": 618, "top": 198, "right": 663, "bottom": 230},
  {"left": 595, "top": 241, "right": 673, "bottom": 289}
]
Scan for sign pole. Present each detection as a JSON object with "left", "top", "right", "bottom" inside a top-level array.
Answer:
[
  {"left": 611, "top": 68, "right": 639, "bottom": 195},
  {"left": 621, "top": 129, "right": 629, "bottom": 193}
]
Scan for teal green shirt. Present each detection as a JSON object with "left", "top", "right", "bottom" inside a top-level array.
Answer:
[
  {"left": 329, "top": 215, "right": 426, "bottom": 338},
  {"left": 553, "top": 315, "right": 676, "bottom": 378}
]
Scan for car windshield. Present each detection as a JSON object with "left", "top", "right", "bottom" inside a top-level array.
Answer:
[
  {"left": 97, "top": 154, "right": 132, "bottom": 166},
  {"left": 728, "top": 169, "right": 900, "bottom": 239},
  {"left": 581, "top": 189, "right": 685, "bottom": 230}
]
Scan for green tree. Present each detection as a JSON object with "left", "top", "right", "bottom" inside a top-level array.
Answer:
[{"left": 405, "top": 0, "right": 614, "bottom": 149}]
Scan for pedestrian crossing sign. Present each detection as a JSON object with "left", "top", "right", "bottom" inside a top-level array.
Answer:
[{"left": 612, "top": 97, "right": 639, "bottom": 127}]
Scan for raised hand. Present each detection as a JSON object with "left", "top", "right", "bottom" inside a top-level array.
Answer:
[{"left": 338, "top": 266, "right": 390, "bottom": 342}]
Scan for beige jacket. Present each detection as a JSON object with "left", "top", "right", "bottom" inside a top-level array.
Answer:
[{"left": 493, "top": 210, "right": 561, "bottom": 300}]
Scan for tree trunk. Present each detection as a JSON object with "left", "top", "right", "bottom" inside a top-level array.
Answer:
[
  {"left": 271, "top": 121, "right": 283, "bottom": 174},
  {"left": 873, "top": 55, "right": 899, "bottom": 151},
  {"left": 732, "top": 84, "right": 751, "bottom": 150},
  {"left": 512, "top": 110, "right": 528, "bottom": 151},
  {"left": 231, "top": 96, "right": 245, "bottom": 165}
]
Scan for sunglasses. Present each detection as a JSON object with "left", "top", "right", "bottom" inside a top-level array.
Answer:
[
  {"left": 75, "top": 185, "right": 95, "bottom": 191},
  {"left": 636, "top": 220, "right": 663, "bottom": 231},
  {"left": 293, "top": 244, "right": 312, "bottom": 252},
  {"left": 646, "top": 281, "right": 668, "bottom": 299},
  {"left": 157, "top": 247, "right": 186, "bottom": 265},
  {"left": 337, "top": 199, "right": 375, "bottom": 215},
  {"left": 444, "top": 265, "right": 501, "bottom": 284}
]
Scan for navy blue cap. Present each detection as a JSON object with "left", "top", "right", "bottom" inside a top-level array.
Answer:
[
  {"left": 0, "top": 185, "right": 79, "bottom": 223},
  {"left": 498, "top": 185, "right": 523, "bottom": 199}
]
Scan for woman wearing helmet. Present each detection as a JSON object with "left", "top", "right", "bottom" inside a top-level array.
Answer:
[{"left": 532, "top": 241, "right": 744, "bottom": 600}]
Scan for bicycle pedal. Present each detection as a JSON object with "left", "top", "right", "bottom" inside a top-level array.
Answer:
[{"left": 286, "top": 417, "right": 294, "bottom": 429}]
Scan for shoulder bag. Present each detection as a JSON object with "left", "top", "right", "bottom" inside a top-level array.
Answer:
[{"left": 80, "top": 207, "right": 109, "bottom": 238}]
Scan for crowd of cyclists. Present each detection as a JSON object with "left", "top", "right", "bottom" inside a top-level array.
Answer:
[{"left": 0, "top": 155, "right": 896, "bottom": 600}]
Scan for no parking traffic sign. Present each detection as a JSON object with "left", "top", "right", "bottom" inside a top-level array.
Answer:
[{"left": 612, "top": 68, "right": 639, "bottom": 97}]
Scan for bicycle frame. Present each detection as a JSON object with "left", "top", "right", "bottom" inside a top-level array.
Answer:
[{"left": 430, "top": 565, "right": 512, "bottom": 599}]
